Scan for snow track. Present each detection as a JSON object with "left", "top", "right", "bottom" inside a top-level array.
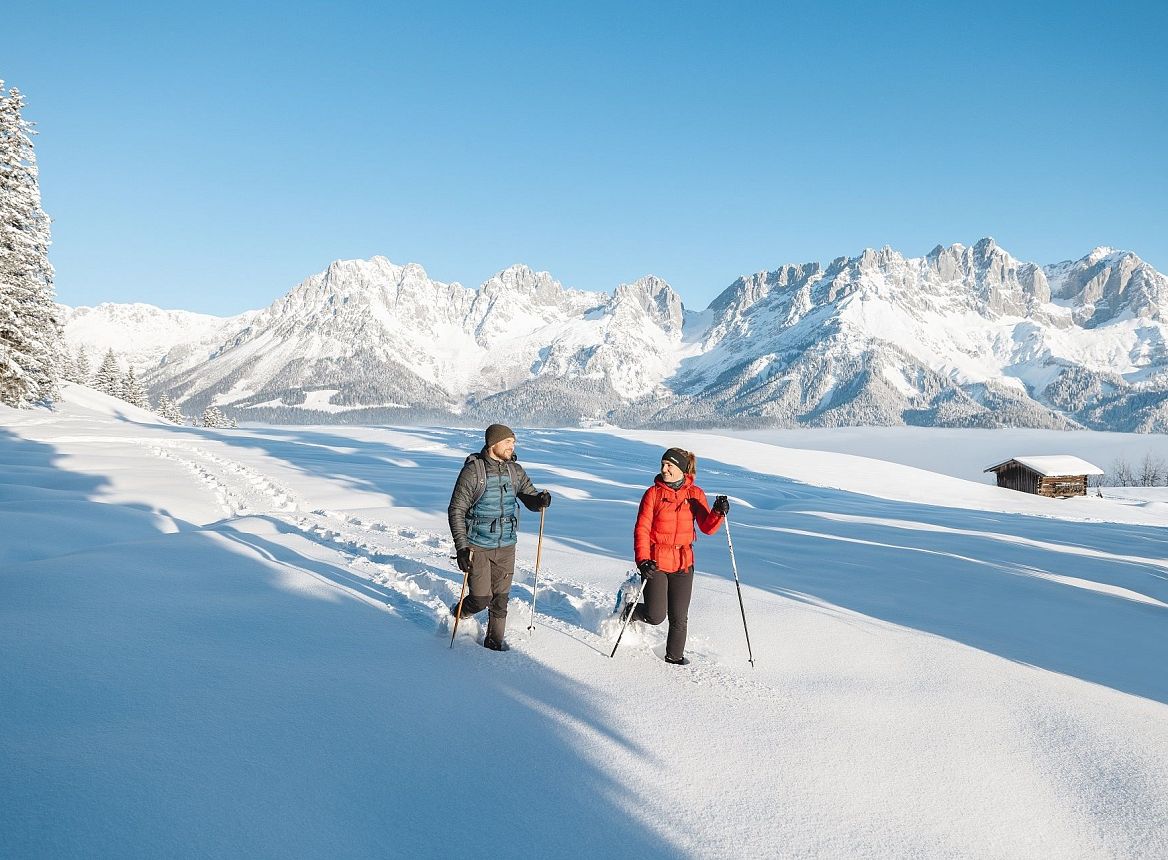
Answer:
[
  {"left": 143, "top": 440, "right": 695, "bottom": 661},
  {"left": 145, "top": 441, "right": 299, "bottom": 517},
  {"left": 137, "top": 440, "right": 765, "bottom": 682},
  {"left": 287, "top": 508, "right": 774, "bottom": 693}
]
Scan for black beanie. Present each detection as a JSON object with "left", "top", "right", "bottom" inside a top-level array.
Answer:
[
  {"left": 485, "top": 423, "right": 515, "bottom": 448},
  {"left": 661, "top": 447, "right": 691, "bottom": 475}
]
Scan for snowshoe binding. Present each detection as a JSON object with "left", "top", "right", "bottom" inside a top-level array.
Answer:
[{"left": 612, "top": 571, "right": 642, "bottom": 623}]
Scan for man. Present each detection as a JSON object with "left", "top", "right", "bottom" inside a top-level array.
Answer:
[{"left": 448, "top": 423, "right": 551, "bottom": 651}]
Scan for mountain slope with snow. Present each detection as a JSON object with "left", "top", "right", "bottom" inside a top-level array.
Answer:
[
  {"left": 59, "top": 241, "right": 1168, "bottom": 430},
  {"left": 2, "top": 392, "right": 1165, "bottom": 857},
  {"left": 58, "top": 302, "right": 258, "bottom": 374},
  {"left": 634, "top": 239, "right": 1168, "bottom": 430}
]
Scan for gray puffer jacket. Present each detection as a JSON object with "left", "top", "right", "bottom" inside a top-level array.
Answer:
[{"left": 448, "top": 448, "right": 542, "bottom": 551}]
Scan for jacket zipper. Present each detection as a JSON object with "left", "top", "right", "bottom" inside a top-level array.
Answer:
[{"left": 496, "top": 465, "right": 505, "bottom": 548}]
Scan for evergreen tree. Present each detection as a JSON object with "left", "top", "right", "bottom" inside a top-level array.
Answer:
[
  {"left": 0, "top": 82, "right": 61, "bottom": 407},
  {"left": 76, "top": 345, "right": 91, "bottom": 384},
  {"left": 200, "top": 405, "right": 235, "bottom": 428},
  {"left": 155, "top": 392, "right": 185, "bottom": 424},
  {"left": 93, "top": 349, "right": 121, "bottom": 396},
  {"left": 121, "top": 366, "right": 150, "bottom": 410},
  {"left": 59, "top": 344, "right": 91, "bottom": 386},
  {"left": 59, "top": 346, "right": 80, "bottom": 384}
]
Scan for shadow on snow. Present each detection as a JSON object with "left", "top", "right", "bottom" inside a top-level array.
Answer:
[{"left": 0, "top": 427, "right": 675, "bottom": 858}]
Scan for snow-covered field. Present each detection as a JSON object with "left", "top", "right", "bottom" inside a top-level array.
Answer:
[
  {"left": 2, "top": 385, "right": 1166, "bottom": 858},
  {"left": 731, "top": 426, "right": 1168, "bottom": 486}
]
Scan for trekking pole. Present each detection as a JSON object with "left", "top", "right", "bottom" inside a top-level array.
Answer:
[
  {"left": 449, "top": 551, "right": 471, "bottom": 649},
  {"left": 609, "top": 573, "right": 647, "bottom": 658},
  {"left": 526, "top": 507, "right": 547, "bottom": 632},
  {"left": 723, "top": 517, "right": 756, "bottom": 668}
]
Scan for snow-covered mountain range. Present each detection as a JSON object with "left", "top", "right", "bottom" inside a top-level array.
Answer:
[
  {"left": 58, "top": 303, "right": 258, "bottom": 378},
  {"left": 58, "top": 239, "right": 1168, "bottom": 430}
]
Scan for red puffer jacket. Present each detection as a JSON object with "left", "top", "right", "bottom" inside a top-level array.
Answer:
[{"left": 634, "top": 474, "right": 724, "bottom": 573}]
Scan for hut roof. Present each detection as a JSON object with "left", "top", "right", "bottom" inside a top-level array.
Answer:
[{"left": 983, "top": 455, "right": 1104, "bottom": 477}]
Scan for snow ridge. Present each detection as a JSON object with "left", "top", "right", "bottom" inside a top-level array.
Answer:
[{"left": 58, "top": 240, "right": 1168, "bottom": 431}]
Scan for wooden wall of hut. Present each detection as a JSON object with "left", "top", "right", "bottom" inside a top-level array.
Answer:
[
  {"left": 993, "top": 464, "right": 1039, "bottom": 494},
  {"left": 1038, "top": 476, "right": 1088, "bottom": 497},
  {"left": 992, "top": 464, "right": 1089, "bottom": 497}
]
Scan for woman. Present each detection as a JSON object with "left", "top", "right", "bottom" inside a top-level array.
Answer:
[{"left": 630, "top": 447, "right": 729, "bottom": 665}]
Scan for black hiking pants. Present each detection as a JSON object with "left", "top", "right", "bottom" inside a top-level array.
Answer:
[
  {"left": 633, "top": 566, "right": 694, "bottom": 661},
  {"left": 458, "top": 544, "right": 516, "bottom": 643}
]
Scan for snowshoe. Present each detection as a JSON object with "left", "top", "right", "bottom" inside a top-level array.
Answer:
[
  {"left": 664, "top": 655, "right": 690, "bottom": 666},
  {"left": 611, "top": 571, "right": 642, "bottom": 621},
  {"left": 483, "top": 637, "right": 510, "bottom": 652},
  {"left": 606, "top": 571, "right": 649, "bottom": 657}
]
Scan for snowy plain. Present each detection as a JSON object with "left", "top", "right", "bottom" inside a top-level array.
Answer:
[{"left": 2, "top": 385, "right": 1166, "bottom": 858}]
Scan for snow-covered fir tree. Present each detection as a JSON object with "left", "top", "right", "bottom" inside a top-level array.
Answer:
[
  {"left": 93, "top": 349, "right": 122, "bottom": 396},
  {"left": 75, "top": 345, "right": 91, "bottom": 384},
  {"left": 59, "top": 347, "right": 80, "bottom": 384},
  {"left": 199, "top": 405, "right": 236, "bottom": 428},
  {"left": 59, "top": 345, "right": 91, "bottom": 385},
  {"left": 155, "top": 392, "right": 185, "bottom": 424},
  {"left": 0, "top": 82, "right": 61, "bottom": 407},
  {"left": 121, "top": 366, "right": 150, "bottom": 410}
]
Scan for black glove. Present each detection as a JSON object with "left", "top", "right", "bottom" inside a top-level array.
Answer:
[
  {"left": 456, "top": 547, "right": 474, "bottom": 574},
  {"left": 713, "top": 495, "right": 730, "bottom": 515},
  {"left": 637, "top": 559, "right": 657, "bottom": 577},
  {"left": 536, "top": 490, "right": 552, "bottom": 509}
]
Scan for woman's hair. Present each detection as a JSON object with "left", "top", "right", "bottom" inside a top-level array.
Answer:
[{"left": 662, "top": 447, "right": 697, "bottom": 476}]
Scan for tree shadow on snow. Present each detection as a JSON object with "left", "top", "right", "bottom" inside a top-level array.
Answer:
[
  {"left": 0, "top": 427, "right": 187, "bottom": 564},
  {"left": 0, "top": 439, "right": 676, "bottom": 858}
]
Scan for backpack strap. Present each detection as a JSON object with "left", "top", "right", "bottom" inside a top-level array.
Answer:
[
  {"left": 465, "top": 454, "right": 519, "bottom": 509},
  {"left": 469, "top": 455, "right": 487, "bottom": 507}
]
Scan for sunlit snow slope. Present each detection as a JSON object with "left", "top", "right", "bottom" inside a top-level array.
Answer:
[{"left": 2, "top": 386, "right": 1165, "bottom": 857}]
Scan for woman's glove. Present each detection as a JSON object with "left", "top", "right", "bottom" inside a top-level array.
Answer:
[
  {"left": 535, "top": 490, "right": 552, "bottom": 509},
  {"left": 637, "top": 559, "right": 658, "bottom": 577},
  {"left": 713, "top": 495, "right": 730, "bottom": 515}
]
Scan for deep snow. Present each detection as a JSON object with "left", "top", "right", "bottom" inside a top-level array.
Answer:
[{"left": 2, "top": 385, "right": 1165, "bottom": 858}]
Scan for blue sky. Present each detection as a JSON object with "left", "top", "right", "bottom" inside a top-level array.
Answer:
[{"left": 6, "top": 1, "right": 1166, "bottom": 315}]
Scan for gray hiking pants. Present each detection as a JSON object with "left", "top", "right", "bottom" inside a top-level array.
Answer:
[
  {"left": 633, "top": 566, "right": 694, "bottom": 661},
  {"left": 459, "top": 544, "right": 516, "bottom": 643}
]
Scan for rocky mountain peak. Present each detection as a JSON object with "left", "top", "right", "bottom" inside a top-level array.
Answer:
[
  {"left": 613, "top": 275, "right": 684, "bottom": 334},
  {"left": 1086, "top": 246, "right": 1118, "bottom": 264},
  {"left": 484, "top": 264, "right": 560, "bottom": 298},
  {"left": 1045, "top": 247, "right": 1167, "bottom": 327},
  {"left": 708, "top": 262, "right": 822, "bottom": 319},
  {"left": 857, "top": 245, "right": 902, "bottom": 271},
  {"left": 279, "top": 257, "right": 459, "bottom": 317}
]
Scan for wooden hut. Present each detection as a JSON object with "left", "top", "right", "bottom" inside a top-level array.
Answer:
[{"left": 983, "top": 455, "right": 1103, "bottom": 498}]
